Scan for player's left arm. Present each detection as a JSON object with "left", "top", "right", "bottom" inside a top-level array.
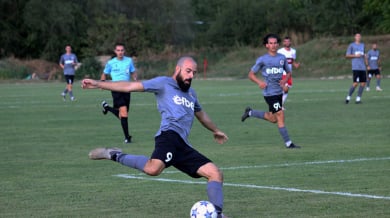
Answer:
[
  {"left": 292, "top": 59, "right": 300, "bottom": 69},
  {"left": 131, "top": 71, "right": 138, "bottom": 81},
  {"left": 195, "top": 111, "right": 228, "bottom": 144}
]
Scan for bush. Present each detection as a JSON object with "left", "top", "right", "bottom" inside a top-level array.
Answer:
[
  {"left": 0, "top": 60, "right": 29, "bottom": 79},
  {"left": 76, "top": 57, "right": 102, "bottom": 80}
]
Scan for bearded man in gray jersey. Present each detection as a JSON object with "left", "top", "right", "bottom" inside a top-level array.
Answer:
[
  {"left": 241, "top": 33, "right": 300, "bottom": 149},
  {"left": 82, "top": 57, "right": 229, "bottom": 218}
]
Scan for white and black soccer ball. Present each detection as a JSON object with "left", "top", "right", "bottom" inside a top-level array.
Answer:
[{"left": 190, "top": 200, "right": 218, "bottom": 218}]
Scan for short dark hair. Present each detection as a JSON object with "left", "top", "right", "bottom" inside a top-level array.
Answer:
[
  {"left": 263, "top": 34, "right": 280, "bottom": 45},
  {"left": 284, "top": 36, "right": 291, "bottom": 40},
  {"left": 115, "top": 42, "right": 125, "bottom": 48}
]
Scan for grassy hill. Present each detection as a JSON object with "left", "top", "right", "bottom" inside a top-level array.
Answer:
[
  {"left": 1, "top": 35, "right": 389, "bottom": 80},
  {"left": 205, "top": 34, "right": 390, "bottom": 79}
]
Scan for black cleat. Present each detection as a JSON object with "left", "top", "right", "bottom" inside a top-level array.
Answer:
[
  {"left": 124, "top": 136, "right": 132, "bottom": 144},
  {"left": 101, "top": 101, "right": 109, "bottom": 115},
  {"left": 241, "top": 107, "right": 252, "bottom": 122},
  {"left": 287, "top": 143, "right": 301, "bottom": 149},
  {"left": 345, "top": 99, "right": 349, "bottom": 104}
]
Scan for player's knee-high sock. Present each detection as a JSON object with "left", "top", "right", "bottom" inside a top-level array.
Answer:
[
  {"left": 278, "top": 127, "right": 292, "bottom": 147},
  {"left": 120, "top": 117, "right": 130, "bottom": 139},
  {"left": 114, "top": 153, "right": 148, "bottom": 172},
  {"left": 63, "top": 88, "right": 68, "bottom": 94},
  {"left": 348, "top": 86, "right": 356, "bottom": 96},
  {"left": 357, "top": 86, "right": 364, "bottom": 97},
  {"left": 251, "top": 110, "right": 265, "bottom": 119},
  {"left": 207, "top": 181, "right": 224, "bottom": 214},
  {"left": 282, "top": 93, "right": 288, "bottom": 105},
  {"left": 377, "top": 78, "right": 381, "bottom": 87},
  {"left": 69, "top": 91, "right": 74, "bottom": 98},
  {"left": 107, "top": 107, "right": 119, "bottom": 118},
  {"left": 366, "top": 79, "right": 371, "bottom": 88}
]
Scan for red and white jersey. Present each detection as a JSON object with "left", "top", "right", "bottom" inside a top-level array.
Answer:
[{"left": 277, "top": 47, "right": 296, "bottom": 74}]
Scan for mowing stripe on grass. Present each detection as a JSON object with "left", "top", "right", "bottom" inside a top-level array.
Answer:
[
  {"left": 115, "top": 174, "right": 390, "bottom": 200},
  {"left": 219, "top": 157, "right": 390, "bottom": 170},
  {"left": 124, "top": 157, "right": 390, "bottom": 176}
]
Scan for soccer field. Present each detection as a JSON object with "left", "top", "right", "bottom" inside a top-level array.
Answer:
[{"left": 1, "top": 79, "right": 389, "bottom": 217}]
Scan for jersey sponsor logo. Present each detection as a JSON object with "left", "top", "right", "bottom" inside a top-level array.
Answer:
[
  {"left": 266, "top": 67, "right": 283, "bottom": 75},
  {"left": 172, "top": 95, "right": 195, "bottom": 110}
]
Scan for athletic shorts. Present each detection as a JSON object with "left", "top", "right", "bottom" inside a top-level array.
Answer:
[
  {"left": 282, "top": 74, "right": 293, "bottom": 87},
  {"left": 64, "top": 75, "right": 74, "bottom": 84},
  {"left": 368, "top": 69, "right": 381, "bottom": 78},
  {"left": 264, "top": 94, "right": 283, "bottom": 114},
  {"left": 352, "top": 70, "right": 367, "bottom": 83},
  {"left": 111, "top": 91, "right": 131, "bottom": 110},
  {"left": 151, "top": 130, "right": 212, "bottom": 178}
]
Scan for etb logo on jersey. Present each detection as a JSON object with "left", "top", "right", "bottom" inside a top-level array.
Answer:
[
  {"left": 172, "top": 95, "right": 194, "bottom": 110},
  {"left": 266, "top": 67, "right": 283, "bottom": 75}
]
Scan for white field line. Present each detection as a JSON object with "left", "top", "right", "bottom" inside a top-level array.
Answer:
[{"left": 114, "top": 157, "right": 390, "bottom": 200}]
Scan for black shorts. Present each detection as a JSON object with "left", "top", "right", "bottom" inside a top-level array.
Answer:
[
  {"left": 151, "top": 130, "right": 212, "bottom": 178},
  {"left": 368, "top": 69, "right": 381, "bottom": 78},
  {"left": 264, "top": 94, "right": 283, "bottom": 113},
  {"left": 111, "top": 91, "right": 131, "bottom": 109},
  {"left": 352, "top": 70, "right": 367, "bottom": 83},
  {"left": 64, "top": 75, "right": 74, "bottom": 84}
]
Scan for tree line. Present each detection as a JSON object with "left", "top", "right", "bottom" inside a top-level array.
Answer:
[{"left": 1, "top": 0, "right": 389, "bottom": 62}]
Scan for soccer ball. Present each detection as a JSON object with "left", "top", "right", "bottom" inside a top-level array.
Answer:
[{"left": 190, "top": 200, "right": 218, "bottom": 218}]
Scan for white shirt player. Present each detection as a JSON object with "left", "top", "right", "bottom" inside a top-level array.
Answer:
[{"left": 277, "top": 47, "right": 296, "bottom": 75}]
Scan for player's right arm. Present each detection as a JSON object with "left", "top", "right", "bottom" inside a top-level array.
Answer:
[
  {"left": 82, "top": 79, "right": 144, "bottom": 92},
  {"left": 248, "top": 70, "right": 267, "bottom": 89}
]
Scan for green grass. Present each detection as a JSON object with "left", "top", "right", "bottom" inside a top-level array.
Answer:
[{"left": 0, "top": 79, "right": 389, "bottom": 217}]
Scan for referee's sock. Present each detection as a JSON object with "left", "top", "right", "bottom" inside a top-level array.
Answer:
[
  {"left": 107, "top": 107, "right": 119, "bottom": 118},
  {"left": 120, "top": 117, "right": 131, "bottom": 140}
]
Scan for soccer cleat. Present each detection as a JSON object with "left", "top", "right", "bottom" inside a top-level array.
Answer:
[
  {"left": 61, "top": 92, "right": 66, "bottom": 101},
  {"left": 345, "top": 96, "right": 350, "bottom": 104},
  {"left": 241, "top": 107, "right": 252, "bottom": 122},
  {"left": 124, "top": 136, "right": 132, "bottom": 143},
  {"left": 101, "top": 101, "right": 109, "bottom": 115},
  {"left": 88, "top": 147, "right": 122, "bottom": 160},
  {"left": 376, "top": 86, "right": 383, "bottom": 91},
  {"left": 366, "top": 87, "right": 370, "bottom": 91},
  {"left": 355, "top": 96, "right": 361, "bottom": 104},
  {"left": 287, "top": 143, "right": 301, "bottom": 149},
  {"left": 70, "top": 96, "right": 75, "bottom": 101}
]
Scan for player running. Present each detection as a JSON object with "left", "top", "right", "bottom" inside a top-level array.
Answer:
[{"left": 241, "top": 33, "right": 300, "bottom": 149}]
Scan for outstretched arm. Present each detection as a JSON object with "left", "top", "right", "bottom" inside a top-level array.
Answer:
[
  {"left": 195, "top": 110, "right": 228, "bottom": 144},
  {"left": 81, "top": 79, "right": 144, "bottom": 92}
]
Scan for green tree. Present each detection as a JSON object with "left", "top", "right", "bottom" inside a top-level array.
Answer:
[{"left": 23, "top": 0, "right": 87, "bottom": 61}]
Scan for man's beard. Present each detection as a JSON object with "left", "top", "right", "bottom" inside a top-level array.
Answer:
[{"left": 176, "top": 73, "right": 192, "bottom": 92}]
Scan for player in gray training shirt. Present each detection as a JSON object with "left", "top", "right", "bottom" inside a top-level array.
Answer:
[
  {"left": 365, "top": 42, "right": 382, "bottom": 91},
  {"left": 59, "top": 44, "right": 78, "bottom": 101},
  {"left": 241, "top": 33, "right": 300, "bottom": 149},
  {"left": 345, "top": 33, "right": 366, "bottom": 104},
  {"left": 82, "top": 57, "right": 229, "bottom": 218}
]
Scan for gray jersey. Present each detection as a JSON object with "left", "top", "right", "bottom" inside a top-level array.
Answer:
[
  {"left": 251, "top": 53, "right": 291, "bottom": 96},
  {"left": 142, "top": 76, "right": 202, "bottom": 146},
  {"left": 367, "top": 49, "right": 380, "bottom": 70},
  {"left": 59, "top": 53, "right": 78, "bottom": 75},
  {"left": 346, "top": 42, "right": 365, "bottom": 71}
]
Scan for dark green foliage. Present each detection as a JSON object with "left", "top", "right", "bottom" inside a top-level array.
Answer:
[
  {"left": 76, "top": 57, "right": 103, "bottom": 80},
  {"left": 0, "top": 0, "right": 389, "bottom": 60},
  {"left": 0, "top": 59, "right": 28, "bottom": 79}
]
